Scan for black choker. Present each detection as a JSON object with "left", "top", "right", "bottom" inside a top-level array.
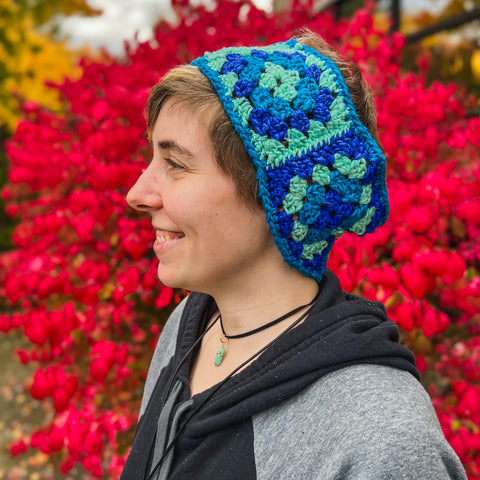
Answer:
[{"left": 214, "top": 289, "right": 320, "bottom": 366}]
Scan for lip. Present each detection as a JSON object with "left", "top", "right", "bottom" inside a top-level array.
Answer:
[{"left": 153, "top": 228, "right": 185, "bottom": 255}]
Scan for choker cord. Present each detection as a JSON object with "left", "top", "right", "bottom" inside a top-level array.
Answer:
[
  {"left": 214, "top": 289, "right": 320, "bottom": 366},
  {"left": 220, "top": 291, "right": 320, "bottom": 339}
]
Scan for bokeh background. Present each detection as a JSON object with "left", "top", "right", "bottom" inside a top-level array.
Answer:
[{"left": 1, "top": 0, "right": 479, "bottom": 478}]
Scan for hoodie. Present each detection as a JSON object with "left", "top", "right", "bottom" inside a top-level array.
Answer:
[{"left": 121, "top": 270, "right": 466, "bottom": 480}]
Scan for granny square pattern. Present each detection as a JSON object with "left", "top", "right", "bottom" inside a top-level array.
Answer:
[{"left": 192, "top": 39, "right": 388, "bottom": 282}]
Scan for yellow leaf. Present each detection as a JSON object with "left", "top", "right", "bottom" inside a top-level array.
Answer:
[{"left": 471, "top": 49, "right": 480, "bottom": 82}]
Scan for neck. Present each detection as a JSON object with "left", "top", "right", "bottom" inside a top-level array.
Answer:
[{"left": 209, "top": 263, "right": 319, "bottom": 337}]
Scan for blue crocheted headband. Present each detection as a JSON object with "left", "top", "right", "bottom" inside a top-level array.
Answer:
[{"left": 192, "top": 39, "right": 388, "bottom": 282}]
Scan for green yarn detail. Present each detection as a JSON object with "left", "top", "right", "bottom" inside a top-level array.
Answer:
[
  {"left": 221, "top": 71, "right": 239, "bottom": 93},
  {"left": 207, "top": 56, "right": 228, "bottom": 73},
  {"left": 232, "top": 97, "right": 253, "bottom": 125},
  {"left": 332, "top": 227, "right": 346, "bottom": 237},
  {"left": 305, "top": 55, "right": 326, "bottom": 71},
  {"left": 251, "top": 133, "right": 287, "bottom": 168},
  {"left": 203, "top": 50, "right": 229, "bottom": 63},
  {"left": 265, "top": 62, "right": 285, "bottom": 80},
  {"left": 291, "top": 220, "right": 309, "bottom": 242},
  {"left": 312, "top": 164, "right": 331, "bottom": 186},
  {"left": 319, "top": 68, "right": 340, "bottom": 94},
  {"left": 281, "top": 69, "right": 301, "bottom": 86},
  {"left": 255, "top": 115, "right": 353, "bottom": 169},
  {"left": 259, "top": 71, "right": 278, "bottom": 90},
  {"left": 274, "top": 83, "right": 298, "bottom": 102},
  {"left": 261, "top": 43, "right": 297, "bottom": 55},
  {"left": 283, "top": 176, "right": 308, "bottom": 214},
  {"left": 242, "top": 93, "right": 351, "bottom": 171},
  {"left": 359, "top": 184, "right": 372, "bottom": 205},
  {"left": 203, "top": 48, "right": 249, "bottom": 72},
  {"left": 301, "top": 240, "right": 329, "bottom": 261},
  {"left": 333, "top": 154, "right": 367, "bottom": 180},
  {"left": 286, "top": 128, "right": 309, "bottom": 152},
  {"left": 311, "top": 115, "right": 351, "bottom": 144},
  {"left": 326, "top": 96, "right": 349, "bottom": 127},
  {"left": 349, "top": 207, "right": 376, "bottom": 235}
]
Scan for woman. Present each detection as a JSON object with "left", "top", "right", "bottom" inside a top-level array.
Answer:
[{"left": 122, "top": 31, "right": 466, "bottom": 479}]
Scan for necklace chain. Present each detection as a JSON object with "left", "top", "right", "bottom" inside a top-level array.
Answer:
[{"left": 214, "top": 289, "right": 320, "bottom": 366}]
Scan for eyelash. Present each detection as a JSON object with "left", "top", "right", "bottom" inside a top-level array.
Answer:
[{"left": 164, "top": 158, "right": 184, "bottom": 171}]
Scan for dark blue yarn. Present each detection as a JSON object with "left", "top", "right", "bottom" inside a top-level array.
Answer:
[
  {"left": 310, "top": 149, "right": 334, "bottom": 166},
  {"left": 234, "top": 78, "right": 256, "bottom": 97},
  {"left": 291, "top": 51, "right": 307, "bottom": 60},
  {"left": 221, "top": 54, "right": 248, "bottom": 74},
  {"left": 290, "top": 110, "right": 310, "bottom": 132},
  {"left": 313, "top": 87, "right": 334, "bottom": 123},
  {"left": 350, "top": 135, "right": 369, "bottom": 160},
  {"left": 251, "top": 49, "right": 269, "bottom": 59},
  {"left": 330, "top": 131, "right": 355, "bottom": 156},
  {"left": 367, "top": 205, "right": 388, "bottom": 234},
  {"left": 313, "top": 105, "right": 332, "bottom": 123},
  {"left": 345, "top": 203, "right": 368, "bottom": 227},
  {"left": 305, "top": 64, "right": 322, "bottom": 82},
  {"left": 269, "top": 117, "right": 289, "bottom": 141},
  {"left": 289, "top": 153, "right": 314, "bottom": 178},
  {"left": 277, "top": 210, "right": 294, "bottom": 237},
  {"left": 335, "top": 202, "right": 356, "bottom": 226},
  {"left": 267, "top": 163, "right": 292, "bottom": 191},
  {"left": 362, "top": 161, "right": 377, "bottom": 185},
  {"left": 288, "top": 237, "right": 303, "bottom": 260},
  {"left": 250, "top": 109, "right": 272, "bottom": 136},
  {"left": 302, "top": 253, "right": 324, "bottom": 270}
]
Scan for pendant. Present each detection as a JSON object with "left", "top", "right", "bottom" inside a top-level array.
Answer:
[{"left": 214, "top": 337, "right": 228, "bottom": 367}]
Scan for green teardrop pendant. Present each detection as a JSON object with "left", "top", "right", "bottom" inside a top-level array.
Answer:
[{"left": 214, "top": 345, "right": 226, "bottom": 367}]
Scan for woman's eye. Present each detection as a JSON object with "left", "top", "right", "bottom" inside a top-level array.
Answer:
[{"left": 165, "top": 158, "right": 184, "bottom": 170}]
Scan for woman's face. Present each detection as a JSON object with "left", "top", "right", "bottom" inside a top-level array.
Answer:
[{"left": 127, "top": 99, "right": 277, "bottom": 293}]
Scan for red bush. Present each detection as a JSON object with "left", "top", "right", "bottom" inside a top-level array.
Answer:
[{"left": 1, "top": 0, "right": 479, "bottom": 477}]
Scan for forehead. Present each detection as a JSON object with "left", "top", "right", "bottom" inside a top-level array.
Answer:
[
  {"left": 153, "top": 100, "right": 211, "bottom": 144},
  {"left": 151, "top": 95, "right": 213, "bottom": 134}
]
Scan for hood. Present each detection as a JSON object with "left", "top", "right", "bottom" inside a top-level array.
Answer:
[{"left": 177, "top": 270, "right": 418, "bottom": 438}]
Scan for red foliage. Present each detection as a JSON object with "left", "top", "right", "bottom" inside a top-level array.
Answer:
[{"left": 0, "top": 0, "right": 479, "bottom": 477}]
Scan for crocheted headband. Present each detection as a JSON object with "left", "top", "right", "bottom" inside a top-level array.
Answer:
[{"left": 192, "top": 38, "right": 388, "bottom": 282}]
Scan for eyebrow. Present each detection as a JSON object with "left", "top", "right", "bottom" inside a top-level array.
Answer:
[{"left": 157, "top": 140, "right": 194, "bottom": 159}]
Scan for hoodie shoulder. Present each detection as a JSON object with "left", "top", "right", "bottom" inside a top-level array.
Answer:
[
  {"left": 139, "top": 296, "right": 188, "bottom": 416},
  {"left": 253, "top": 364, "right": 466, "bottom": 480}
]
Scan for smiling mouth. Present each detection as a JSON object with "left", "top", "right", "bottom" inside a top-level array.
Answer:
[{"left": 155, "top": 230, "right": 185, "bottom": 245}]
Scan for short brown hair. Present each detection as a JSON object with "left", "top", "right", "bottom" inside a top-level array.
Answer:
[{"left": 145, "top": 30, "right": 379, "bottom": 209}]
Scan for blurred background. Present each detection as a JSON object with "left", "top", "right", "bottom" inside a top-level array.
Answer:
[{"left": 1, "top": 0, "right": 479, "bottom": 478}]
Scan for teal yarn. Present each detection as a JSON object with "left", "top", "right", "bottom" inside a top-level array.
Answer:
[{"left": 192, "top": 39, "right": 388, "bottom": 282}]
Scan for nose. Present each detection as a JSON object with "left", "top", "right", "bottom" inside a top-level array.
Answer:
[{"left": 126, "top": 166, "right": 163, "bottom": 212}]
